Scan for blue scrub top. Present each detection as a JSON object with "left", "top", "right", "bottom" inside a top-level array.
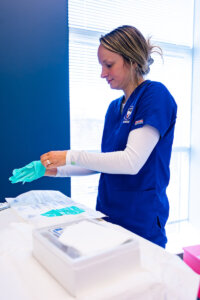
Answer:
[{"left": 96, "top": 80, "right": 177, "bottom": 247}]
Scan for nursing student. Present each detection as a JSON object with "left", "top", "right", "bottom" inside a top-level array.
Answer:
[{"left": 10, "top": 26, "right": 177, "bottom": 248}]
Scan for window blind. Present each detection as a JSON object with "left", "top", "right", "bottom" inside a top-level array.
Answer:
[{"left": 69, "top": 0, "right": 194, "bottom": 46}]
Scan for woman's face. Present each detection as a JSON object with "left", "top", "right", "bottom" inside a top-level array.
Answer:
[{"left": 98, "top": 44, "right": 133, "bottom": 92}]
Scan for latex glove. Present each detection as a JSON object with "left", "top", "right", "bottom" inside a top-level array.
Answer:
[{"left": 9, "top": 160, "right": 46, "bottom": 184}]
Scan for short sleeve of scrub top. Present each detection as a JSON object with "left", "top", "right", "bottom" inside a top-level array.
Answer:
[{"left": 130, "top": 81, "right": 176, "bottom": 137}]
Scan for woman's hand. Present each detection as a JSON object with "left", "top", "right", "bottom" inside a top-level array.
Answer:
[{"left": 40, "top": 151, "right": 67, "bottom": 169}]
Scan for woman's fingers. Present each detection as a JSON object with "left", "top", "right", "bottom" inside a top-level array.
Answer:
[{"left": 40, "top": 151, "right": 67, "bottom": 169}]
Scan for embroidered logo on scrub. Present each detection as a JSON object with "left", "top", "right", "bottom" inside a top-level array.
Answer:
[
  {"left": 135, "top": 119, "right": 143, "bottom": 125},
  {"left": 123, "top": 105, "right": 134, "bottom": 123}
]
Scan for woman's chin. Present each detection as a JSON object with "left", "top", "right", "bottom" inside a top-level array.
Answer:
[
  {"left": 109, "top": 82, "right": 119, "bottom": 89},
  {"left": 110, "top": 85, "right": 120, "bottom": 90}
]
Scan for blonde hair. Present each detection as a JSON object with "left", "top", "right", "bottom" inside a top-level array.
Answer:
[{"left": 100, "top": 25, "right": 162, "bottom": 76}]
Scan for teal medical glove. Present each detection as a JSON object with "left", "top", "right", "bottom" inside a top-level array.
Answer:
[{"left": 9, "top": 160, "right": 46, "bottom": 184}]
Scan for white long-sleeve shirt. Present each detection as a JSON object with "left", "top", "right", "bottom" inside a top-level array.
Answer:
[{"left": 56, "top": 125, "right": 159, "bottom": 177}]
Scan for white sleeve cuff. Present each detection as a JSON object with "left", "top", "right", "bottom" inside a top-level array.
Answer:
[{"left": 66, "top": 150, "right": 72, "bottom": 165}]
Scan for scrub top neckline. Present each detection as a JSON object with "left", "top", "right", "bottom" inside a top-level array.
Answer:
[{"left": 119, "top": 79, "right": 150, "bottom": 115}]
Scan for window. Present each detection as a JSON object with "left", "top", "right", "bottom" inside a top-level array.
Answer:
[{"left": 68, "top": 0, "right": 194, "bottom": 224}]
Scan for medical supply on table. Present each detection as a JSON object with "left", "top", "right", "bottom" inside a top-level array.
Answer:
[
  {"left": 41, "top": 206, "right": 85, "bottom": 217},
  {"left": 6, "top": 190, "right": 105, "bottom": 227},
  {"left": 1, "top": 190, "right": 199, "bottom": 300},
  {"left": 33, "top": 218, "right": 140, "bottom": 297},
  {"left": 0, "top": 202, "right": 10, "bottom": 211},
  {"left": 9, "top": 160, "right": 45, "bottom": 184}
]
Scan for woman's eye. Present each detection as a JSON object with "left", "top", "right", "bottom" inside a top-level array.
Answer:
[{"left": 107, "top": 64, "right": 112, "bottom": 68}]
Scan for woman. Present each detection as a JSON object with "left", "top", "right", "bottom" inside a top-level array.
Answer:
[{"left": 10, "top": 26, "right": 177, "bottom": 248}]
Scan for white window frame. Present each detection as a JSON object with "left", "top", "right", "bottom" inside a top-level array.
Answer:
[{"left": 189, "top": 0, "right": 200, "bottom": 230}]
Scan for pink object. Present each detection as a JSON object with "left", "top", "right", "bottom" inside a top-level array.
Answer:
[{"left": 183, "top": 245, "right": 200, "bottom": 298}]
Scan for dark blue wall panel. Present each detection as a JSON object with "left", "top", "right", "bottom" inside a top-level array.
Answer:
[{"left": 0, "top": 0, "right": 70, "bottom": 201}]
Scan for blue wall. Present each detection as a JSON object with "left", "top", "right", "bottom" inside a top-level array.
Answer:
[{"left": 0, "top": 0, "right": 70, "bottom": 201}]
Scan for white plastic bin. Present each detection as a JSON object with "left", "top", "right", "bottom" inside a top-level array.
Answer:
[{"left": 32, "top": 219, "right": 140, "bottom": 297}]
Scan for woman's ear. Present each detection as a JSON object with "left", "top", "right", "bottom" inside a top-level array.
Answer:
[{"left": 132, "top": 62, "right": 138, "bottom": 70}]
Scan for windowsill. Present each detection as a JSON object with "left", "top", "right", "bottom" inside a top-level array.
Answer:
[{"left": 166, "top": 220, "right": 200, "bottom": 254}]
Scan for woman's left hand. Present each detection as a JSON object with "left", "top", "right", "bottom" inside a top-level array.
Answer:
[{"left": 40, "top": 151, "right": 67, "bottom": 169}]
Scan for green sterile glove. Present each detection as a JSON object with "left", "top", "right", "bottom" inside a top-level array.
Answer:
[{"left": 9, "top": 160, "right": 46, "bottom": 184}]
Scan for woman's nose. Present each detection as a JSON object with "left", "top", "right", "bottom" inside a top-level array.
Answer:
[{"left": 101, "top": 67, "right": 108, "bottom": 78}]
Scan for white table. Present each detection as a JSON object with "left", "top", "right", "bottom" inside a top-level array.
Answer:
[{"left": 0, "top": 208, "right": 199, "bottom": 300}]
